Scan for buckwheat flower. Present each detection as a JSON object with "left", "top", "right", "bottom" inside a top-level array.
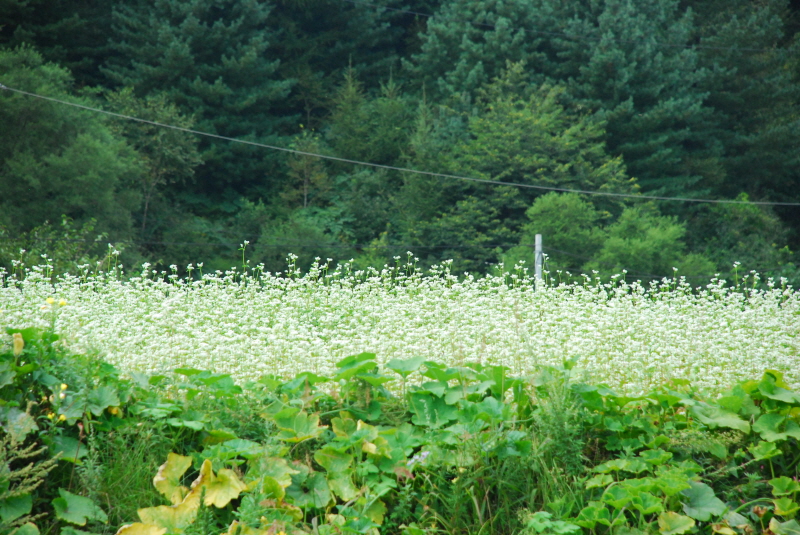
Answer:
[
  {"left": 12, "top": 333, "right": 23, "bottom": 357},
  {"left": 407, "top": 451, "right": 430, "bottom": 468}
]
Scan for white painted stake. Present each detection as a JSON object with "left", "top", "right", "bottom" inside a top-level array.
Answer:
[{"left": 535, "top": 233, "right": 543, "bottom": 283}]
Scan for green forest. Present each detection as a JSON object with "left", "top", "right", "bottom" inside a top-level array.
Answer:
[{"left": 1, "top": 0, "right": 800, "bottom": 281}]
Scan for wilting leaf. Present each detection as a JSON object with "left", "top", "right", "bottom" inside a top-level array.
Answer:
[
  {"left": 189, "top": 459, "right": 247, "bottom": 508},
  {"left": 658, "top": 512, "right": 696, "bottom": 535},
  {"left": 769, "top": 518, "right": 800, "bottom": 535},
  {"left": 114, "top": 523, "right": 167, "bottom": 535},
  {"left": 314, "top": 446, "right": 352, "bottom": 473},
  {"left": 153, "top": 453, "right": 191, "bottom": 505},
  {"left": 255, "top": 457, "right": 299, "bottom": 489},
  {"left": 137, "top": 497, "right": 199, "bottom": 533},
  {"left": 327, "top": 472, "right": 359, "bottom": 501}
]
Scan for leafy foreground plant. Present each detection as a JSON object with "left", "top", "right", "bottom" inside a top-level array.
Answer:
[{"left": 2, "top": 328, "right": 800, "bottom": 535}]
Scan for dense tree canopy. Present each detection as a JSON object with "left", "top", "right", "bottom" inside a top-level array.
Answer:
[{"left": 1, "top": 0, "right": 799, "bottom": 280}]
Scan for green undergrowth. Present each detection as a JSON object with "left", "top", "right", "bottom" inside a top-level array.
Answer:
[{"left": 1, "top": 328, "right": 800, "bottom": 535}]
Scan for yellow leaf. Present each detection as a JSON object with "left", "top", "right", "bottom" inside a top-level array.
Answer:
[
  {"left": 153, "top": 453, "right": 192, "bottom": 505},
  {"left": 115, "top": 523, "right": 167, "bottom": 535},
  {"left": 221, "top": 520, "right": 271, "bottom": 535},
  {"left": 138, "top": 489, "right": 201, "bottom": 532},
  {"left": 188, "top": 459, "right": 247, "bottom": 508},
  {"left": 711, "top": 524, "right": 737, "bottom": 535},
  {"left": 363, "top": 498, "right": 387, "bottom": 525}
]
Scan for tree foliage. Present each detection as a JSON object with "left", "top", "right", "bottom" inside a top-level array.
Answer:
[
  {"left": 0, "top": 46, "right": 142, "bottom": 239},
  {"left": 1, "top": 0, "right": 799, "bottom": 279}
]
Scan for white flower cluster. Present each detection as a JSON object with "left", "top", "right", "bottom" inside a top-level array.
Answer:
[{"left": 1, "top": 262, "right": 798, "bottom": 395}]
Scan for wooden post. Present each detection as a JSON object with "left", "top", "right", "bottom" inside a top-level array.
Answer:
[{"left": 535, "top": 233, "right": 543, "bottom": 283}]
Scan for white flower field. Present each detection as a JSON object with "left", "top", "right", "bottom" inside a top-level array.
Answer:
[{"left": 2, "top": 260, "right": 799, "bottom": 394}]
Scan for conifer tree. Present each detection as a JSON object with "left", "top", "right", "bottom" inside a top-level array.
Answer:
[
  {"left": 0, "top": 0, "right": 114, "bottom": 87},
  {"left": 104, "top": 0, "right": 294, "bottom": 204},
  {"left": 683, "top": 0, "right": 800, "bottom": 203},
  {"left": 407, "top": 0, "right": 722, "bottom": 198}
]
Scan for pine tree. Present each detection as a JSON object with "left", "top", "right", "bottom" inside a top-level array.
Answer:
[
  {"left": 683, "top": 0, "right": 800, "bottom": 203},
  {"left": 404, "top": 0, "right": 556, "bottom": 98},
  {"left": 0, "top": 0, "right": 114, "bottom": 87},
  {"left": 104, "top": 0, "right": 294, "bottom": 204},
  {"left": 266, "top": 0, "right": 405, "bottom": 125},
  {"left": 406, "top": 0, "right": 723, "bottom": 199}
]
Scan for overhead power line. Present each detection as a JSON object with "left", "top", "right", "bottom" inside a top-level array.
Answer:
[
  {"left": 2, "top": 84, "right": 799, "bottom": 207},
  {"left": 340, "top": 0, "right": 780, "bottom": 54}
]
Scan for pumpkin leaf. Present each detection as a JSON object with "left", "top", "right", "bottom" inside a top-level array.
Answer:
[{"left": 152, "top": 453, "right": 191, "bottom": 505}]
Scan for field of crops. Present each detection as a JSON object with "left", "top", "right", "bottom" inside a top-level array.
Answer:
[{"left": 2, "top": 262, "right": 799, "bottom": 394}]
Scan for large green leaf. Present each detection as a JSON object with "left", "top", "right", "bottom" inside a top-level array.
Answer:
[
  {"left": 0, "top": 493, "right": 32, "bottom": 523},
  {"left": 774, "top": 497, "right": 800, "bottom": 518},
  {"left": 50, "top": 435, "right": 87, "bottom": 464},
  {"left": 638, "top": 449, "right": 673, "bottom": 466},
  {"left": 86, "top": 386, "right": 121, "bottom": 416},
  {"left": 758, "top": 372, "right": 800, "bottom": 405},
  {"left": 314, "top": 446, "right": 353, "bottom": 473},
  {"left": 754, "top": 414, "right": 800, "bottom": 442},
  {"left": 772, "top": 477, "right": 800, "bottom": 497},
  {"left": 749, "top": 440, "right": 782, "bottom": 460},
  {"left": 12, "top": 523, "right": 40, "bottom": 535},
  {"left": 386, "top": 356, "right": 426, "bottom": 379},
  {"left": 631, "top": 492, "right": 664, "bottom": 515},
  {"left": 0, "top": 361, "right": 15, "bottom": 389},
  {"left": 690, "top": 405, "right": 749, "bottom": 434},
  {"left": 1, "top": 408, "right": 38, "bottom": 441},
  {"left": 334, "top": 353, "right": 377, "bottom": 381},
  {"left": 409, "top": 393, "right": 458, "bottom": 429},
  {"left": 574, "top": 502, "right": 612, "bottom": 528},
  {"left": 286, "top": 470, "right": 332, "bottom": 509},
  {"left": 770, "top": 518, "right": 800, "bottom": 535},
  {"left": 274, "top": 410, "right": 327, "bottom": 442},
  {"left": 53, "top": 488, "right": 108, "bottom": 526},
  {"left": 681, "top": 481, "right": 726, "bottom": 521}
]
